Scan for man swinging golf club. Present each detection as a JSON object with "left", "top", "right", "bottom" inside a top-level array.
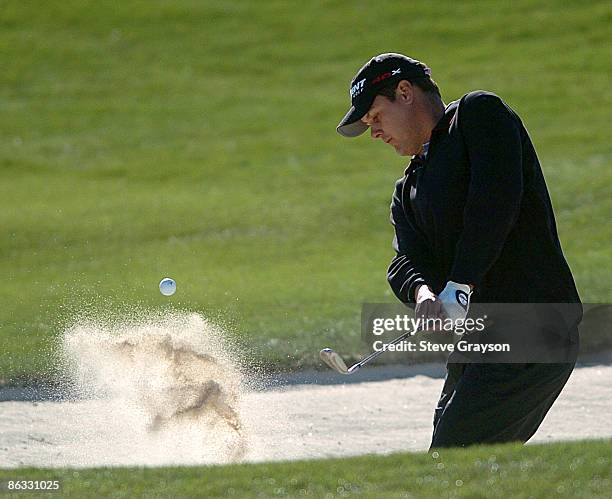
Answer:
[{"left": 336, "top": 53, "right": 582, "bottom": 448}]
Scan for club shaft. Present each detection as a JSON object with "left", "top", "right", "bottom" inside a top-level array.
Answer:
[{"left": 348, "top": 331, "right": 413, "bottom": 372}]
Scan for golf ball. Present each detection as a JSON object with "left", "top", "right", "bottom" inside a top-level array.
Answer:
[{"left": 159, "top": 277, "right": 176, "bottom": 296}]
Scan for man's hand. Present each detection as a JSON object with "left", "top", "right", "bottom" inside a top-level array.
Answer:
[
  {"left": 438, "top": 281, "right": 472, "bottom": 322},
  {"left": 414, "top": 284, "right": 445, "bottom": 331}
]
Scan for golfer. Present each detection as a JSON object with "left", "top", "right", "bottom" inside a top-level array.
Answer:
[{"left": 337, "top": 53, "right": 582, "bottom": 448}]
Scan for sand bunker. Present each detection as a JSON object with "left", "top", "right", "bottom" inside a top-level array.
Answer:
[{"left": 0, "top": 311, "right": 610, "bottom": 468}]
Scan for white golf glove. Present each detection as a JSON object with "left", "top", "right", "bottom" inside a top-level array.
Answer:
[{"left": 438, "top": 281, "right": 472, "bottom": 322}]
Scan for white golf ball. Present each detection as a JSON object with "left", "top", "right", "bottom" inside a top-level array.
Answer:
[{"left": 159, "top": 277, "right": 176, "bottom": 296}]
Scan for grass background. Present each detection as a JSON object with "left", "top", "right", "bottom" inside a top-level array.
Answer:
[
  {"left": 0, "top": 439, "right": 610, "bottom": 497},
  {"left": 1, "top": 0, "right": 611, "bottom": 379}
]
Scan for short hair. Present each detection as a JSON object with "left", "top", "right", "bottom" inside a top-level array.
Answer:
[{"left": 375, "top": 76, "right": 442, "bottom": 101}]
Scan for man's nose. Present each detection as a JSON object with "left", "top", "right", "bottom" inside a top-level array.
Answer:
[{"left": 370, "top": 125, "right": 383, "bottom": 140}]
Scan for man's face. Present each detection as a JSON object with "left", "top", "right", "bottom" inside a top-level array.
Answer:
[{"left": 360, "top": 85, "right": 423, "bottom": 156}]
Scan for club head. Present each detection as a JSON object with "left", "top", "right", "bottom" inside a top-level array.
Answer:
[{"left": 319, "top": 348, "right": 349, "bottom": 374}]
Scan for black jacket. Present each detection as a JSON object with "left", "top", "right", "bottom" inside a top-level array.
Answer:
[{"left": 387, "top": 90, "right": 581, "bottom": 304}]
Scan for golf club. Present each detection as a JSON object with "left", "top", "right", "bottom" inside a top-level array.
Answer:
[
  {"left": 319, "top": 315, "right": 495, "bottom": 374},
  {"left": 320, "top": 330, "right": 413, "bottom": 375}
]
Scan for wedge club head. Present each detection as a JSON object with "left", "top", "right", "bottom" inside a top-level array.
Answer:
[{"left": 319, "top": 348, "right": 349, "bottom": 374}]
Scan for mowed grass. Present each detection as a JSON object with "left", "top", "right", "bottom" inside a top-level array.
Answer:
[
  {"left": 1, "top": 1, "right": 611, "bottom": 379},
  {"left": 0, "top": 439, "right": 609, "bottom": 498}
]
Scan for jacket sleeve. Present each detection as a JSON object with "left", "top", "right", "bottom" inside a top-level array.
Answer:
[
  {"left": 449, "top": 92, "right": 523, "bottom": 288},
  {"left": 387, "top": 177, "right": 430, "bottom": 304}
]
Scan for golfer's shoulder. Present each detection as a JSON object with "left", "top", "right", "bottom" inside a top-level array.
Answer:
[
  {"left": 460, "top": 90, "right": 507, "bottom": 114},
  {"left": 458, "top": 90, "right": 518, "bottom": 126}
]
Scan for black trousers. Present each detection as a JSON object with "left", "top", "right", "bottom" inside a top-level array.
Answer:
[{"left": 430, "top": 362, "right": 575, "bottom": 449}]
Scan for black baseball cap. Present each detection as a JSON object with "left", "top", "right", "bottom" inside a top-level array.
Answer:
[{"left": 336, "top": 53, "right": 432, "bottom": 137}]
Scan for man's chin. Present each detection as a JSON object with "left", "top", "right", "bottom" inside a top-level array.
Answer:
[
  {"left": 393, "top": 145, "right": 412, "bottom": 157},
  {"left": 390, "top": 142, "right": 414, "bottom": 156}
]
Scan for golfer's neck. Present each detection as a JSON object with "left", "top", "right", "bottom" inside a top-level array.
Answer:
[{"left": 421, "top": 101, "right": 446, "bottom": 149}]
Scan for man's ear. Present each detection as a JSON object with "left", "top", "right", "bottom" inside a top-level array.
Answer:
[{"left": 396, "top": 80, "right": 415, "bottom": 104}]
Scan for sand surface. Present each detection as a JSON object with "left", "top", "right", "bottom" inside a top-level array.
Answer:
[{"left": 1, "top": 364, "right": 610, "bottom": 468}]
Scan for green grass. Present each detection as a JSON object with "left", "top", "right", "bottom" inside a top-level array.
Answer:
[
  {"left": 1, "top": 0, "right": 611, "bottom": 379},
  {"left": 0, "top": 439, "right": 610, "bottom": 497}
]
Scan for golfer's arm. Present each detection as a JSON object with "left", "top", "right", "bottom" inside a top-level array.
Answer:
[
  {"left": 387, "top": 178, "right": 432, "bottom": 304},
  {"left": 449, "top": 94, "right": 523, "bottom": 288}
]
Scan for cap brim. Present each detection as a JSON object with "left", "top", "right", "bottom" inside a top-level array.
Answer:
[{"left": 336, "top": 105, "right": 369, "bottom": 138}]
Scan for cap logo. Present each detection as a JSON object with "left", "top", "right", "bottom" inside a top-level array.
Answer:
[
  {"left": 350, "top": 78, "right": 366, "bottom": 98},
  {"left": 372, "top": 72, "right": 391, "bottom": 85},
  {"left": 371, "top": 68, "right": 401, "bottom": 85}
]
